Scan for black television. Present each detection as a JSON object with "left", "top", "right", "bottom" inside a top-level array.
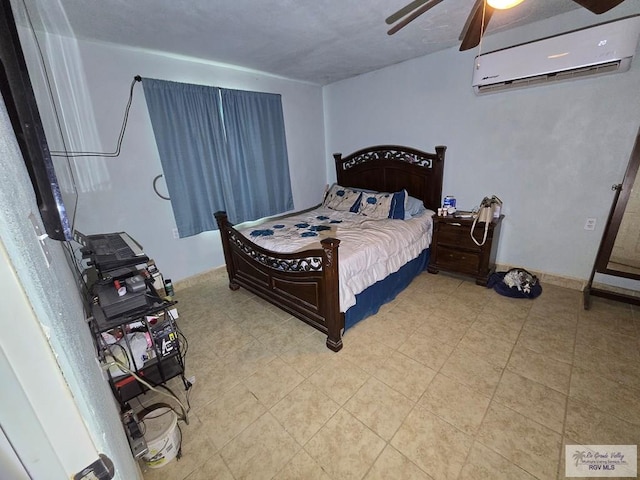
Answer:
[{"left": 0, "top": 0, "right": 73, "bottom": 241}]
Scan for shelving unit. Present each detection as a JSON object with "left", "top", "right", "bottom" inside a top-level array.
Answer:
[{"left": 88, "top": 281, "right": 187, "bottom": 409}]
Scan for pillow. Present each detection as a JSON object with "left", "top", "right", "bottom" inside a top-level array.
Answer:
[
  {"left": 404, "top": 195, "right": 426, "bottom": 218},
  {"left": 389, "top": 190, "right": 407, "bottom": 219},
  {"left": 358, "top": 190, "right": 407, "bottom": 219},
  {"left": 323, "top": 184, "right": 362, "bottom": 212}
]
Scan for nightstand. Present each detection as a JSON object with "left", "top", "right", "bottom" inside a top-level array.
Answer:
[{"left": 428, "top": 214, "right": 504, "bottom": 286}]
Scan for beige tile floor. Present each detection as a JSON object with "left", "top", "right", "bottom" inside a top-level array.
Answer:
[{"left": 139, "top": 268, "right": 640, "bottom": 480}]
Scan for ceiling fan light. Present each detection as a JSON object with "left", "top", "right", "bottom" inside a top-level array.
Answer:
[{"left": 486, "top": 0, "right": 525, "bottom": 9}]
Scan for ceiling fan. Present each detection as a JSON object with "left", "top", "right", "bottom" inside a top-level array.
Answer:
[{"left": 386, "top": 0, "right": 627, "bottom": 51}]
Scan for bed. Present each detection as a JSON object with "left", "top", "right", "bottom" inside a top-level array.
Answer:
[{"left": 214, "top": 144, "right": 446, "bottom": 351}]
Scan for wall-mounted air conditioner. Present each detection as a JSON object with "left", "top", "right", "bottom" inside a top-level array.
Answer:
[{"left": 472, "top": 15, "right": 640, "bottom": 95}]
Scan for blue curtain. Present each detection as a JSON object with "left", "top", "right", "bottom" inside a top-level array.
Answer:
[
  {"left": 221, "top": 89, "right": 293, "bottom": 223},
  {"left": 142, "top": 78, "right": 294, "bottom": 237}
]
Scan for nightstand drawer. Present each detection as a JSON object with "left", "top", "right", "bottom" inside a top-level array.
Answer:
[
  {"left": 436, "top": 246, "right": 480, "bottom": 275},
  {"left": 437, "top": 223, "right": 483, "bottom": 251}
]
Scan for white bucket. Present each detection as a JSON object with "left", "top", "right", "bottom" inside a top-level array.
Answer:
[{"left": 141, "top": 407, "right": 180, "bottom": 469}]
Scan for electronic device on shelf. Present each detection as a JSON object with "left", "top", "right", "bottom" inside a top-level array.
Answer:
[
  {"left": 75, "top": 230, "right": 149, "bottom": 273},
  {"left": 94, "top": 282, "right": 149, "bottom": 319},
  {"left": 125, "top": 275, "right": 146, "bottom": 293},
  {"left": 149, "top": 320, "right": 179, "bottom": 358}
]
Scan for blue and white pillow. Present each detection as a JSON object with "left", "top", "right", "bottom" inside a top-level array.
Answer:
[
  {"left": 323, "top": 184, "right": 362, "bottom": 212},
  {"left": 389, "top": 190, "right": 407, "bottom": 219},
  {"left": 359, "top": 190, "right": 407, "bottom": 219}
]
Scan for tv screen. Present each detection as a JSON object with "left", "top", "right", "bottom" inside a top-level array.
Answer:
[{"left": 0, "top": 0, "right": 73, "bottom": 241}]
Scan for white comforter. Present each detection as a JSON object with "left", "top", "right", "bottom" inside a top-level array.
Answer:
[{"left": 239, "top": 206, "right": 434, "bottom": 311}]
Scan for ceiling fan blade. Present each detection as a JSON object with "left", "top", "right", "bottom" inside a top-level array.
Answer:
[
  {"left": 571, "top": 0, "right": 625, "bottom": 14},
  {"left": 386, "top": 0, "right": 431, "bottom": 25},
  {"left": 458, "top": 0, "right": 494, "bottom": 51},
  {"left": 387, "top": 0, "right": 445, "bottom": 35}
]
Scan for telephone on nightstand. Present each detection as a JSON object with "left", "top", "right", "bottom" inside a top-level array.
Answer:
[{"left": 471, "top": 196, "right": 502, "bottom": 246}]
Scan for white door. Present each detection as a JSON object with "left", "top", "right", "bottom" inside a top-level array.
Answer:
[{"left": 0, "top": 242, "right": 106, "bottom": 479}]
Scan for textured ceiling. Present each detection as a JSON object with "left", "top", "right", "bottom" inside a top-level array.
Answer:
[{"left": 15, "top": 0, "right": 630, "bottom": 85}]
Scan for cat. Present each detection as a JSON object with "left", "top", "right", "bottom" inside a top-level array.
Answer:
[{"left": 502, "top": 268, "right": 539, "bottom": 294}]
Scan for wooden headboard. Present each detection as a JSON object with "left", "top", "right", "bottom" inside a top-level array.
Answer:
[{"left": 333, "top": 144, "right": 446, "bottom": 213}]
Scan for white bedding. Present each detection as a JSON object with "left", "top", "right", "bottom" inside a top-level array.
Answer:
[{"left": 239, "top": 206, "right": 434, "bottom": 311}]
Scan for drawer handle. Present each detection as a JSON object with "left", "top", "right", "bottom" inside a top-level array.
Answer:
[{"left": 450, "top": 223, "right": 462, "bottom": 226}]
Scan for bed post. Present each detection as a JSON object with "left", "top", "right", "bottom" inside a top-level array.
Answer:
[
  {"left": 433, "top": 145, "right": 447, "bottom": 210},
  {"left": 333, "top": 153, "right": 342, "bottom": 176},
  {"left": 435, "top": 145, "right": 446, "bottom": 166},
  {"left": 321, "top": 237, "right": 343, "bottom": 352},
  {"left": 214, "top": 211, "right": 240, "bottom": 291}
]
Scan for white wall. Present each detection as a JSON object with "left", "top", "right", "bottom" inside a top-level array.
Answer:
[
  {"left": 28, "top": 34, "right": 326, "bottom": 283},
  {"left": 324, "top": 6, "right": 640, "bottom": 281}
]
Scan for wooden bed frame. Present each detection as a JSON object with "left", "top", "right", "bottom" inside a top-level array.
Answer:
[{"left": 214, "top": 144, "right": 446, "bottom": 351}]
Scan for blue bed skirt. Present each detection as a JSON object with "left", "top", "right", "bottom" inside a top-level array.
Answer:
[{"left": 344, "top": 248, "right": 430, "bottom": 331}]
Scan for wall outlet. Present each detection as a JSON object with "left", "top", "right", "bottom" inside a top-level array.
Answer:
[
  {"left": 172, "top": 228, "right": 179, "bottom": 239},
  {"left": 584, "top": 218, "right": 596, "bottom": 231}
]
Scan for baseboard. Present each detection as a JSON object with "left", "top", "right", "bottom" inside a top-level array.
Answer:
[
  {"left": 495, "top": 263, "right": 587, "bottom": 292},
  {"left": 173, "top": 266, "right": 227, "bottom": 290}
]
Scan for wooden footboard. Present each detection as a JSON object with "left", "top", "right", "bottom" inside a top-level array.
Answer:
[{"left": 214, "top": 212, "right": 344, "bottom": 351}]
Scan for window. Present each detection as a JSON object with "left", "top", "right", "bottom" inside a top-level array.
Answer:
[{"left": 142, "top": 78, "right": 293, "bottom": 237}]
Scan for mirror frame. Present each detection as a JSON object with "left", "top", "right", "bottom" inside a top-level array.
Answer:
[{"left": 584, "top": 126, "right": 640, "bottom": 308}]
